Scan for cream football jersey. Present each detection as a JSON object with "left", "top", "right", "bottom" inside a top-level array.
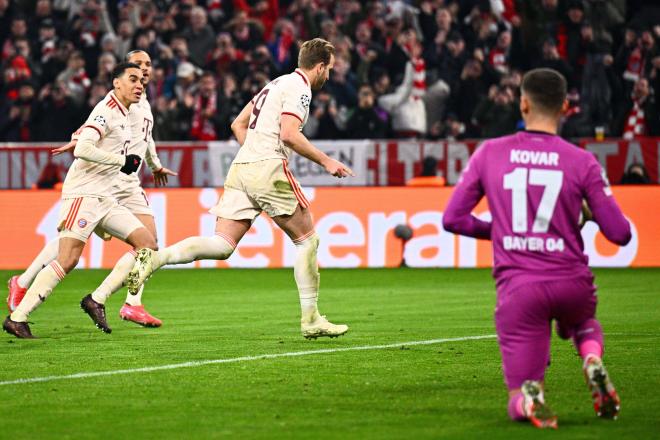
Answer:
[
  {"left": 62, "top": 91, "right": 131, "bottom": 197},
  {"left": 71, "top": 93, "right": 161, "bottom": 191},
  {"left": 114, "top": 93, "right": 160, "bottom": 189},
  {"left": 233, "top": 68, "right": 312, "bottom": 163}
]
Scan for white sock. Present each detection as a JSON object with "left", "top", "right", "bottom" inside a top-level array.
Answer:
[
  {"left": 125, "top": 284, "right": 144, "bottom": 306},
  {"left": 158, "top": 234, "right": 235, "bottom": 265},
  {"left": 11, "top": 261, "right": 66, "bottom": 322},
  {"left": 293, "top": 232, "right": 320, "bottom": 322},
  {"left": 17, "top": 237, "right": 60, "bottom": 289},
  {"left": 91, "top": 251, "right": 137, "bottom": 305}
]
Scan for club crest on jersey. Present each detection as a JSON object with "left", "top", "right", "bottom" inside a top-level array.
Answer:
[
  {"left": 94, "top": 115, "right": 106, "bottom": 126},
  {"left": 78, "top": 218, "right": 88, "bottom": 228},
  {"left": 300, "top": 94, "right": 310, "bottom": 108}
]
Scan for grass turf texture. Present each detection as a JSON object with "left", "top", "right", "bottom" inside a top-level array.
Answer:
[{"left": 0, "top": 268, "right": 658, "bottom": 439}]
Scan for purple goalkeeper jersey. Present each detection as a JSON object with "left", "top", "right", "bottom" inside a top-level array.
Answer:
[{"left": 443, "top": 130, "right": 631, "bottom": 291}]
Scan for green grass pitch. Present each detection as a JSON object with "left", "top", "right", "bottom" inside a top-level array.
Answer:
[{"left": 0, "top": 268, "right": 658, "bottom": 439}]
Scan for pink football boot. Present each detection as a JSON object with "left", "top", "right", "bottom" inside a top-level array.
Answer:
[
  {"left": 119, "top": 304, "right": 162, "bottom": 327},
  {"left": 7, "top": 276, "right": 27, "bottom": 312}
]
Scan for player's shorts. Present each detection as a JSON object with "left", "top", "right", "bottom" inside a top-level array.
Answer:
[
  {"left": 114, "top": 184, "right": 153, "bottom": 216},
  {"left": 494, "top": 275, "right": 597, "bottom": 390},
  {"left": 211, "top": 159, "right": 310, "bottom": 221},
  {"left": 93, "top": 184, "right": 153, "bottom": 241},
  {"left": 57, "top": 196, "right": 144, "bottom": 243}
]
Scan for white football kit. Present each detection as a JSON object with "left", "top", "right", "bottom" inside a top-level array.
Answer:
[
  {"left": 58, "top": 91, "right": 144, "bottom": 242},
  {"left": 213, "top": 68, "right": 312, "bottom": 220}
]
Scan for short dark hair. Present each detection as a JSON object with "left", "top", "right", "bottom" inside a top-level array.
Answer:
[
  {"left": 298, "top": 38, "right": 335, "bottom": 69},
  {"left": 521, "top": 68, "right": 567, "bottom": 114},
  {"left": 125, "top": 49, "right": 149, "bottom": 62},
  {"left": 112, "top": 62, "right": 140, "bottom": 80}
]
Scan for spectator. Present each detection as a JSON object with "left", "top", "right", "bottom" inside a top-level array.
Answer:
[
  {"left": 345, "top": 84, "right": 389, "bottom": 139},
  {"left": 534, "top": 38, "right": 574, "bottom": 87},
  {"left": 189, "top": 71, "right": 219, "bottom": 141},
  {"left": 473, "top": 84, "right": 520, "bottom": 138},
  {"left": 56, "top": 50, "right": 91, "bottom": 105},
  {"left": 208, "top": 32, "right": 245, "bottom": 76},
  {"left": 430, "top": 31, "right": 468, "bottom": 97},
  {"left": 94, "top": 51, "right": 116, "bottom": 87},
  {"left": 115, "top": 20, "right": 134, "bottom": 58},
  {"left": 214, "top": 73, "right": 244, "bottom": 140},
  {"left": 174, "top": 60, "right": 199, "bottom": 102},
  {"left": 488, "top": 30, "right": 512, "bottom": 75},
  {"left": 32, "top": 81, "right": 82, "bottom": 141},
  {"left": 183, "top": 6, "right": 215, "bottom": 68},
  {"left": 324, "top": 54, "right": 357, "bottom": 110},
  {"left": 226, "top": 11, "right": 264, "bottom": 52},
  {"left": 612, "top": 77, "right": 660, "bottom": 138},
  {"left": 0, "top": 82, "right": 37, "bottom": 141},
  {"left": 304, "top": 90, "right": 344, "bottom": 140},
  {"left": 556, "top": 0, "right": 588, "bottom": 83},
  {"left": 35, "top": 162, "right": 63, "bottom": 189},
  {"left": 620, "top": 163, "right": 651, "bottom": 184},
  {"left": 267, "top": 19, "right": 298, "bottom": 74},
  {"left": 406, "top": 156, "right": 446, "bottom": 187},
  {"left": 378, "top": 40, "right": 429, "bottom": 138}
]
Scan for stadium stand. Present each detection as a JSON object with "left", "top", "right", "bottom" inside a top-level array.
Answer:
[{"left": 0, "top": 0, "right": 658, "bottom": 144}]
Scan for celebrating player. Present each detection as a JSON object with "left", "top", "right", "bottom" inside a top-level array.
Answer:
[
  {"left": 127, "top": 38, "right": 353, "bottom": 339},
  {"left": 3, "top": 63, "right": 157, "bottom": 338},
  {"left": 443, "top": 68, "right": 631, "bottom": 428},
  {"left": 6, "top": 50, "right": 176, "bottom": 328}
]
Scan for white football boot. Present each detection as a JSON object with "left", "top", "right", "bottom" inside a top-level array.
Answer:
[
  {"left": 127, "top": 248, "right": 161, "bottom": 295},
  {"left": 301, "top": 314, "right": 349, "bottom": 339}
]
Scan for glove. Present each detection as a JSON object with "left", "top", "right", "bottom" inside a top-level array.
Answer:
[{"left": 120, "top": 154, "right": 142, "bottom": 174}]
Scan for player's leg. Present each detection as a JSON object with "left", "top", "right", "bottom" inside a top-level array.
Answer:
[
  {"left": 7, "top": 237, "right": 60, "bottom": 312},
  {"left": 126, "top": 181, "right": 259, "bottom": 294},
  {"left": 80, "top": 207, "right": 156, "bottom": 333},
  {"left": 495, "top": 283, "right": 557, "bottom": 429},
  {"left": 117, "top": 213, "right": 163, "bottom": 326},
  {"left": 553, "top": 277, "right": 619, "bottom": 419},
  {"left": 3, "top": 237, "right": 85, "bottom": 338},
  {"left": 127, "top": 217, "right": 249, "bottom": 294},
  {"left": 271, "top": 205, "right": 348, "bottom": 339}
]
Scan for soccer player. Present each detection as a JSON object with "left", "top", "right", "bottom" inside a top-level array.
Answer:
[
  {"left": 3, "top": 62, "right": 157, "bottom": 339},
  {"left": 443, "top": 68, "right": 631, "bottom": 428},
  {"left": 127, "top": 38, "right": 353, "bottom": 339},
  {"left": 6, "top": 50, "right": 176, "bottom": 328}
]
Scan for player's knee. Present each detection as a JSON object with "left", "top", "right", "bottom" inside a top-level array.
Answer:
[
  {"left": 58, "top": 255, "right": 79, "bottom": 273},
  {"left": 294, "top": 232, "right": 319, "bottom": 252},
  {"left": 212, "top": 235, "right": 235, "bottom": 259}
]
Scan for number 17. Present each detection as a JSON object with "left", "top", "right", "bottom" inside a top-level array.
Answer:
[{"left": 503, "top": 167, "right": 563, "bottom": 233}]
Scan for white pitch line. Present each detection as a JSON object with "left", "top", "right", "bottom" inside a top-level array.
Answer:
[{"left": 0, "top": 334, "right": 496, "bottom": 386}]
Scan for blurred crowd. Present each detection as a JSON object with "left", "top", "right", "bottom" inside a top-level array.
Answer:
[{"left": 1, "top": 0, "right": 659, "bottom": 143}]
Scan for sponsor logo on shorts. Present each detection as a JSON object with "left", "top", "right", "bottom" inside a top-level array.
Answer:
[{"left": 78, "top": 218, "right": 88, "bottom": 228}]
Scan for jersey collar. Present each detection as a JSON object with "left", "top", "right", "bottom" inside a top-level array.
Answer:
[
  {"left": 108, "top": 91, "right": 129, "bottom": 116},
  {"left": 294, "top": 68, "right": 310, "bottom": 87}
]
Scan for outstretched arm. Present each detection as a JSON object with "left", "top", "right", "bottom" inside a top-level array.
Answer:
[{"left": 280, "top": 114, "right": 354, "bottom": 178}]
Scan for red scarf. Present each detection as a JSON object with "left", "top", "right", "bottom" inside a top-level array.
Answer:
[
  {"left": 190, "top": 92, "right": 217, "bottom": 140},
  {"left": 623, "top": 98, "right": 646, "bottom": 140}
]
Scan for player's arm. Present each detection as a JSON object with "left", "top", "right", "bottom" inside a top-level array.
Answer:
[
  {"left": 442, "top": 147, "right": 491, "bottom": 239},
  {"left": 145, "top": 138, "right": 177, "bottom": 186},
  {"left": 280, "top": 114, "right": 354, "bottom": 178},
  {"left": 51, "top": 125, "right": 84, "bottom": 156},
  {"left": 230, "top": 101, "right": 253, "bottom": 146},
  {"left": 581, "top": 156, "right": 631, "bottom": 245},
  {"left": 73, "top": 126, "right": 125, "bottom": 166}
]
